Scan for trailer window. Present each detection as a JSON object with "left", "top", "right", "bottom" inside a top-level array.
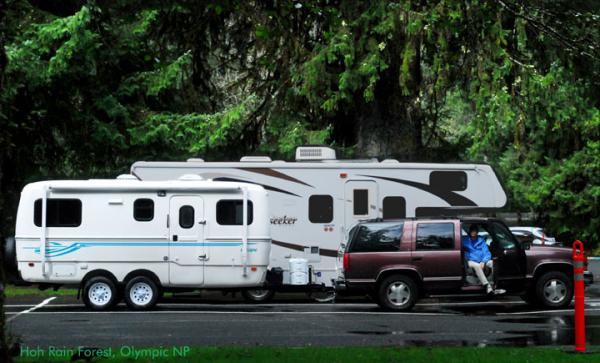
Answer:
[
  {"left": 216, "top": 200, "right": 253, "bottom": 225},
  {"left": 34, "top": 199, "right": 82, "bottom": 227},
  {"left": 416, "top": 223, "right": 455, "bottom": 250},
  {"left": 382, "top": 196, "right": 406, "bottom": 219},
  {"left": 429, "top": 171, "right": 467, "bottom": 191},
  {"left": 134, "top": 199, "right": 154, "bottom": 222},
  {"left": 353, "top": 189, "right": 369, "bottom": 215},
  {"left": 179, "top": 205, "right": 195, "bottom": 229},
  {"left": 308, "top": 195, "right": 333, "bottom": 223}
]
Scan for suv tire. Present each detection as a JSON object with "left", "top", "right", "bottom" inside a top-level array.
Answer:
[
  {"left": 377, "top": 275, "right": 418, "bottom": 311},
  {"left": 535, "top": 271, "right": 573, "bottom": 309}
]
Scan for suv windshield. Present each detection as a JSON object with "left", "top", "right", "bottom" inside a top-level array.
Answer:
[
  {"left": 348, "top": 222, "right": 404, "bottom": 253},
  {"left": 487, "top": 222, "right": 519, "bottom": 250}
]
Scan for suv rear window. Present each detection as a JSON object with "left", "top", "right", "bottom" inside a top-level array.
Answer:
[
  {"left": 348, "top": 223, "right": 404, "bottom": 252},
  {"left": 416, "top": 223, "right": 455, "bottom": 250}
]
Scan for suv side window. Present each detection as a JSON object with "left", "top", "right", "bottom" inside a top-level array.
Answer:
[
  {"left": 416, "top": 223, "right": 455, "bottom": 250},
  {"left": 349, "top": 223, "right": 404, "bottom": 252}
]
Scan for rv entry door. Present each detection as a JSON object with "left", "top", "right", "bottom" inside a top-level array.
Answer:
[
  {"left": 169, "top": 196, "right": 204, "bottom": 286},
  {"left": 344, "top": 180, "right": 379, "bottom": 227}
]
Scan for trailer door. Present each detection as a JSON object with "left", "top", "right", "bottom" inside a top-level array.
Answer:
[
  {"left": 169, "top": 196, "right": 204, "bottom": 286},
  {"left": 344, "top": 180, "right": 379, "bottom": 227}
]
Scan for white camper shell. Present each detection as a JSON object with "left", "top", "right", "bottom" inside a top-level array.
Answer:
[
  {"left": 15, "top": 177, "right": 270, "bottom": 310},
  {"left": 131, "top": 147, "right": 507, "bottom": 300}
]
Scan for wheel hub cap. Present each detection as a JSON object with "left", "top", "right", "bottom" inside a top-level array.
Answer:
[
  {"left": 387, "top": 282, "right": 410, "bottom": 306},
  {"left": 89, "top": 282, "right": 112, "bottom": 306},
  {"left": 130, "top": 282, "right": 153, "bottom": 306},
  {"left": 543, "top": 279, "right": 567, "bottom": 303}
]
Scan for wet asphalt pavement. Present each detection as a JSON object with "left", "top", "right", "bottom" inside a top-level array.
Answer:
[{"left": 5, "top": 291, "right": 600, "bottom": 348}]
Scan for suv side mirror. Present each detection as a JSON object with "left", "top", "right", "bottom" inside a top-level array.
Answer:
[{"left": 522, "top": 241, "right": 531, "bottom": 250}]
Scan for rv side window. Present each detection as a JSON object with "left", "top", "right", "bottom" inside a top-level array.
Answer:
[
  {"left": 134, "top": 199, "right": 154, "bottom": 222},
  {"left": 216, "top": 200, "right": 253, "bottom": 225},
  {"left": 416, "top": 223, "right": 455, "bottom": 250},
  {"left": 34, "top": 199, "right": 82, "bottom": 227},
  {"left": 308, "top": 195, "right": 333, "bottom": 223},
  {"left": 382, "top": 196, "right": 406, "bottom": 219},
  {"left": 179, "top": 205, "right": 195, "bottom": 229},
  {"left": 353, "top": 189, "right": 368, "bottom": 215}
]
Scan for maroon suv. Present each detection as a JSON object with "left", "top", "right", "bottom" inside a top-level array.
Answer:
[{"left": 339, "top": 218, "right": 593, "bottom": 311}]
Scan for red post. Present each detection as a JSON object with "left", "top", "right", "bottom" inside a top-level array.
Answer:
[{"left": 573, "top": 240, "right": 586, "bottom": 352}]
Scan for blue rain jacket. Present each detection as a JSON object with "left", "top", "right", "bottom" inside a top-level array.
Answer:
[{"left": 462, "top": 235, "right": 491, "bottom": 263}]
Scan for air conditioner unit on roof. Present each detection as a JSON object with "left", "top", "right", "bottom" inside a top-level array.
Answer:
[{"left": 295, "top": 146, "right": 336, "bottom": 161}]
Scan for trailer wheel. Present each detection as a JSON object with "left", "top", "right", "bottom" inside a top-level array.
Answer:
[
  {"left": 124, "top": 276, "right": 159, "bottom": 310},
  {"left": 241, "top": 289, "right": 274, "bottom": 303},
  {"left": 83, "top": 276, "right": 118, "bottom": 311}
]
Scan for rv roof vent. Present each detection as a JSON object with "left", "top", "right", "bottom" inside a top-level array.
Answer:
[
  {"left": 186, "top": 158, "right": 205, "bottom": 162},
  {"left": 116, "top": 174, "right": 139, "bottom": 180},
  {"left": 240, "top": 156, "right": 272, "bottom": 162},
  {"left": 381, "top": 159, "right": 400, "bottom": 164},
  {"left": 178, "top": 174, "right": 204, "bottom": 181},
  {"left": 295, "top": 146, "right": 336, "bottom": 161}
]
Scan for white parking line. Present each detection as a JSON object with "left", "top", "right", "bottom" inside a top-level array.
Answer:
[
  {"left": 4, "top": 310, "right": 453, "bottom": 316},
  {"left": 497, "top": 308, "right": 600, "bottom": 315},
  {"left": 6, "top": 299, "right": 600, "bottom": 309},
  {"left": 7, "top": 297, "right": 56, "bottom": 322}
]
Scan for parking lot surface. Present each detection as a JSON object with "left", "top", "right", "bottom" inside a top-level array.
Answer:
[{"left": 6, "top": 292, "right": 600, "bottom": 348}]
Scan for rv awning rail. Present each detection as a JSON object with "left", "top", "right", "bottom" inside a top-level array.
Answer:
[{"left": 46, "top": 185, "right": 245, "bottom": 193}]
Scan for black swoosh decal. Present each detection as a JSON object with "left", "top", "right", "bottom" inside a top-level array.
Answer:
[
  {"left": 238, "top": 168, "right": 314, "bottom": 188},
  {"left": 213, "top": 177, "right": 301, "bottom": 197},
  {"left": 359, "top": 174, "right": 477, "bottom": 206},
  {"left": 272, "top": 240, "right": 338, "bottom": 258}
]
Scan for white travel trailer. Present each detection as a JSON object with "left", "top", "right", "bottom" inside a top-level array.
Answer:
[
  {"left": 131, "top": 146, "right": 507, "bottom": 301},
  {"left": 14, "top": 176, "right": 270, "bottom": 310}
]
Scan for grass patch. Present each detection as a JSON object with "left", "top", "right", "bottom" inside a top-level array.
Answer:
[
  {"left": 14, "top": 346, "right": 599, "bottom": 362},
  {"left": 4, "top": 285, "right": 77, "bottom": 297}
]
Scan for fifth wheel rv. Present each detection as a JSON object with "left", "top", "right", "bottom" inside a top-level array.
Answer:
[
  {"left": 13, "top": 176, "right": 270, "bottom": 310},
  {"left": 131, "top": 146, "right": 507, "bottom": 301}
]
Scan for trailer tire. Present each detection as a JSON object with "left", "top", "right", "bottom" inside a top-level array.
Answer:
[
  {"left": 124, "top": 276, "right": 160, "bottom": 310},
  {"left": 82, "top": 276, "right": 118, "bottom": 311},
  {"left": 2, "top": 236, "right": 18, "bottom": 279},
  {"left": 241, "top": 288, "right": 274, "bottom": 303}
]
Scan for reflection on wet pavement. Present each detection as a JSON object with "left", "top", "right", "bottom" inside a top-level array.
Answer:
[{"left": 496, "top": 315, "right": 600, "bottom": 346}]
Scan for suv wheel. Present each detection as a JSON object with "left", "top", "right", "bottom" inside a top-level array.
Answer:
[
  {"left": 377, "top": 275, "right": 418, "bottom": 311},
  {"left": 535, "top": 271, "right": 573, "bottom": 309}
]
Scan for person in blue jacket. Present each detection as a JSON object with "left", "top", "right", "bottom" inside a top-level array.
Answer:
[{"left": 462, "top": 224, "right": 495, "bottom": 294}]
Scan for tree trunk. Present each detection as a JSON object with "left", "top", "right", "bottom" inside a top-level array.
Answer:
[{"left": 355, "top": 32, "right": 423, "bottom": 161}]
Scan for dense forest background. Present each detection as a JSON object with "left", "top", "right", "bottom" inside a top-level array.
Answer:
[{"left": 0, "top": 0, "right": 599, "bottom": 248}]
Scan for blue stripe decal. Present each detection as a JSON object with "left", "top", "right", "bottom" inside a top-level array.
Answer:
[{"left": 24, "top": 241, "right": 258, "bottom": 257}]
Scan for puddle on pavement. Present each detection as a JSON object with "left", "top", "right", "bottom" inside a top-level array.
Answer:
[
  {"left": 347, "top": 316, "right": 600, "bottom": 347},
  {"left": 495, "top": 315, "right": 600, "bottom": 346}
]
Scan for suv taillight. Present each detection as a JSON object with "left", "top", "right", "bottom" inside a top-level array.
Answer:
[{"left": 343, "top": 252, "right": 350, "bottom": 271}]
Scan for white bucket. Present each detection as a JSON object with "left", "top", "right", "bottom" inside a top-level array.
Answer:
[{"left": 289, "top": 258, "right": 309, "bottom": 285}]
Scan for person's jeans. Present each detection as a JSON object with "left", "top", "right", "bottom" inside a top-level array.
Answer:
[{"left": 468, "top": 260, "right": 493, "bottom": 285}]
